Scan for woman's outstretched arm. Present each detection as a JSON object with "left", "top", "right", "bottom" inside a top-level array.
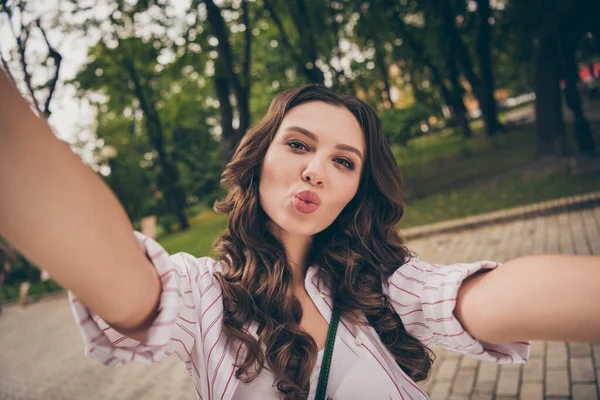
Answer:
[
  {"left": 0, "top": 68, "right": 160, "bottom": 341},
  {"left": 455, "top": 254, "right": 600, "bottom": 344}
]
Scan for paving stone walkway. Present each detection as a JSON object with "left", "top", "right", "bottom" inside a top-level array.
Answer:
[
  {"left": 1, "top": 207, "right": 599, "bottom": 400},
  {"left": 409, "top": 206, "right": 600, "bottom": 400}
]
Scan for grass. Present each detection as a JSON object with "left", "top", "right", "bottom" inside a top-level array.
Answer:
[
  {"left": 396, "top": 123, "right": 536, "bottom": 200},
  {"left": 399, "top": 163, "right": 599, "bottom": 228},
  {"left": 0, "top": 280, "right": 63, "bottom": 303},
  {"left": 159, "top": 212, "right": 227, "bottom": 258}
]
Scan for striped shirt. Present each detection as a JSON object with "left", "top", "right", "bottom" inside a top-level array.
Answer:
[{"left": 69, "top": 232, "right": 530, "bottom": 399}]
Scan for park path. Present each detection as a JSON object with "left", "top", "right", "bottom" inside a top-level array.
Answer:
[
  {"left": 408, "top": 206, "right": 600, "bottom": 400},
  {"left": 503, "top": 97, "right": 600, "bottom": 125},
  {"left": 1, "top": 207, "right": 600, "bottom": 400}
]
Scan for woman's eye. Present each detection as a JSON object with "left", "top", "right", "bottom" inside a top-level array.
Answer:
[
  {"left": 287, "top": 140, "right": 354, "bottom": 170},
  {"left": 336, "top": 158, "right": 355, "bottom": 170},
  {"left": 287, "top": 141, "right": 308, "bottom": 151}
]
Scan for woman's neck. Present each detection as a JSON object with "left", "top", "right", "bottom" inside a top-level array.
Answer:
[{"left": 267, "top": 221, "right": 314, "bottom": 288}]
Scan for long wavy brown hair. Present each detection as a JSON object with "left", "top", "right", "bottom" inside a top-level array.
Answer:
[{"left": 212, "top": 84, "right": 435, "bottom": 399}]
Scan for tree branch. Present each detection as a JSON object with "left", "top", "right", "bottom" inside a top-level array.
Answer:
[
  {"left": 0, "top": 51, "right": 17, "bottom": 87},
  {"left": 242, "top": 0, "right": 251, "bottom": 90},
  {"left": 202, "top": 0, "right": 244, "bottom": 99},
  {"left": 326, "top": 1, "right": 345, "bottom": 87},
  {"left": 2, "top": 2, "right": 43, "bottom": 116},
  {"left": 440, "top": 0, "right": 483, "bottom": 96},
  {"left": 263, "top": 0, "right": 324, "bottom": 84},
  {"left": 35, "top": 19, "right": 62, "bottom": 117},
  {"left": 262, "top": 0, "right": 300, "bottom": 60},
  {"left": 389, "top": 4, "right": 452, "bottom": 101},
  {"left": 294, "top": 0, "right": 324, "bottom": 83}
]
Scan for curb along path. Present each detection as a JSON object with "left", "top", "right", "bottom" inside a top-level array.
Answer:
[{"left": 401, "top": 191, "right": 600, "bottom": 241}]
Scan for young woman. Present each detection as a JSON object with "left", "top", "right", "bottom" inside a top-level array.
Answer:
[{"left": 1, "top": 67, "right": 599, "bottom": 400}]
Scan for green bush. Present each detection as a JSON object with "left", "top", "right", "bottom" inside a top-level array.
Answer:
[
  {"left": 0, "top": 279, "right": 63, "bottom": 303},
  {"left": 380, "top": 104, "right": 432, "bottom": 146}
]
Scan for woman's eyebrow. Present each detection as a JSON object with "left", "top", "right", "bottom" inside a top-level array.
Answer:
[{"left": 283, "top": 125, "right": 364, "bottom": 161}]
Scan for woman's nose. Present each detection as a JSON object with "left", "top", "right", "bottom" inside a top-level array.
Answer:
[
  {"left": 302, "top": 171, "right": 323, "bottom": 187},
  {"left": 301, "top": 158, "right": 325, "bottom": 187}
]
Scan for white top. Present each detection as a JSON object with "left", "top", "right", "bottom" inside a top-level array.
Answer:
[
  {"left": 231, "top": 334, "right": 395, "bottom": 399},
  {"left": 69, "top": 232, "right": 531, "bottom": 400}
]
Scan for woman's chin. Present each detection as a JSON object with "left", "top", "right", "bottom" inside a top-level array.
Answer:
[{"left": 268, "top": 217, "right": 319, "bottom": 237}]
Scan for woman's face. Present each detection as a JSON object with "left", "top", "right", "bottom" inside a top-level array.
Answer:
[{"left": 259, "top": 101, "right": 366, "bottom": 237}]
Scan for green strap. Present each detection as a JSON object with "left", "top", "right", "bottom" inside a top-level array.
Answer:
[{"left": 315, "top": 305, "right": 341, "bottom": 400}]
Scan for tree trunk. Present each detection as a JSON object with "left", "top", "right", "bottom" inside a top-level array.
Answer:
[
  {"left": 448, "top": 60, "right": 472, "bottom": 139},
  {"left": 534, "top": 30, "right": 567, "bottom": 157},
  {"left": 123, "top": 58, "right": 190, "bottom": 230},
  {"left": 388, "top": 0, "right": 470, "bottom": 136},
  {"left": 389, "top": 2, "right": 452, "bottom": 118},
  {"left": 237, "top": 84, "right": 250, "bottom": 145},
  {"left": 409, "top": 68, "right": 427, "bottom": 105},
  {"left": 443, "top": 37, "right": 472, "bottom": 139},
  {"left": 293, "top": 0, "right": 325, "bottom": 84},
  {"left": 262, "top": 0, "right": 325, "bottom": 85},
  {"left": 475, "top": 0, "right": 503, "bottom": 136},
  {"left": 239, "top": 0, "right": 252, "bottom": 136},
  {"left": 204, "top": 0, "right": 251, "bottom": 159},
  {"left": 441, "top": 0, "right": 502, "bottom": 137},
  {"left": 157, "top": 155, "right": 190, "bottom": 230},
  {"left": 558, "top": 33, "right": 596, "bottom": 154},
  {"left": 213, "top": 69, "right": 238, "bottom": 161},
  {"left": 375, "top": 44, "right": 393, "bottom": 109}
]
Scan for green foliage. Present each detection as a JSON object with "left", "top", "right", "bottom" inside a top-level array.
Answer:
[
  {"left": 0, "top": 237, "right": 41, "bottom": 288},
  {"left": 0, "top": 280, "right": 63, "bottom": 303},
  {"left": 72, "top": 32, "right": 224, "bottom": 226},
  {"left": 380, "top": 103, "right": 432, "bottom": 146},
  {"left": 8, "top": 0, "right": 594, "bottom": 234}
]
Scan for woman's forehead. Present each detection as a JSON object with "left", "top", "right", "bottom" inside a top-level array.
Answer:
[{"left": 278, "top": 101, "right": 365, "bottom": 151}]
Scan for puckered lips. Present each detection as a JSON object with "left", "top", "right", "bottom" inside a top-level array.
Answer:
[{"left": 293, "top": 190, "right": 321, "bottom": 214}]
